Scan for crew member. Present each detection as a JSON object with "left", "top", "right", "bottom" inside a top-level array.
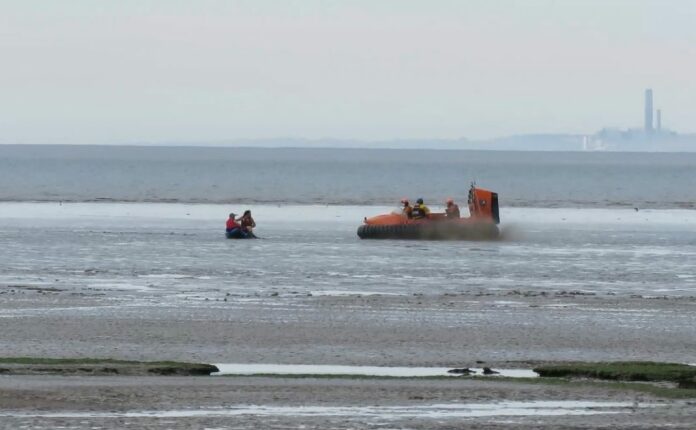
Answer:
[
  {"left": 445, "top": 198, "right": 460, "bottom": 219},
  {"left": 412, "top": 198, "right": 431, "bottom": 219},
  {"left": 401, "top": 199, "right": 413, "bottom": 219}
]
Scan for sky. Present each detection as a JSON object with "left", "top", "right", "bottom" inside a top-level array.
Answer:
[{"left": 1, "top": 0, "right": 695, "bottom": 144}]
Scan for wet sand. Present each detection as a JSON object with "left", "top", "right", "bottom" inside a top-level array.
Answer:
[
  {"left": 1, "top": 290, "right": 696, "bottom": 428},
  {"left": 2, "top": 289, "right": 695, "bottom": 366},
  {"left": 1, "top": 375, "right": 695, "bottom": 429}
]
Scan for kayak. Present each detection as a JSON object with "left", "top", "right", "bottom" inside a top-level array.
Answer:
[{"left": 225, "top": 230, "right": 256, "bottom": 239}]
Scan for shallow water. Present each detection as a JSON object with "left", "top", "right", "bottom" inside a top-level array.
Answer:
[
  {"left": 0, "top": 401, "right": 650, "bottom": 419},
  {"left": 1, "top": 203, "right": 695, "bottom": 305},
  {"left": 212, "top": 363, "right": 538, "bottom": 378}
]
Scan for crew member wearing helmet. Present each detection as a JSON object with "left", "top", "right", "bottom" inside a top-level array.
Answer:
[
  {"left": 445, "top": 198, "right": 460, "bottom": 219},
  {"left": 412, "top": 198, "right": 431, "bottom": 219},
  {"left": 401, "top": 199, "right": 413, "bottom": 219}
]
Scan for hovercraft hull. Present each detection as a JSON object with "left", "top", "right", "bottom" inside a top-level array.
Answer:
[{"left": 357, "top": 221, "right": 498, "bottom": 240}]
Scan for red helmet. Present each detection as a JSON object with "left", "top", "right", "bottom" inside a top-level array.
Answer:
[{"left": 446, "top": 198, "right": 454, "bottom": 205}]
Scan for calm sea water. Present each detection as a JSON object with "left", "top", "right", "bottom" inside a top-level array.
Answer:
[
  {"left": 2, "top": 145, "right": 696, "bottom": 208},
  {"left": 1, "top": 204, "right": 695, "bottom": 301}
]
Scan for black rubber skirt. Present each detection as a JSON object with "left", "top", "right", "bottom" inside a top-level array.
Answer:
[{"left": 357, "top": 222, "right": 499, "bottom": 240}]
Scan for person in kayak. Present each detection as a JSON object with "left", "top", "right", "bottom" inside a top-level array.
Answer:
[
  {"left": 226, "top": 213, "right": 246, "bottom": 238},
  {"left": 445, "top": 198, "right": 460, "bottom": 219},
  {"left": 401, "top": 199, "right": 413, "bottom": 219},
  {"left": 412, "top": 198, "right": 431, "bottom": 219},
  {"left": 238, "top": 210, "right": 256, "bottom": 237}
]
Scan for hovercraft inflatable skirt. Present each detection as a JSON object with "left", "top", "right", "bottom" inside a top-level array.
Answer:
[{"left": 357, "top": 222, "right": 499, "bottom": 240}]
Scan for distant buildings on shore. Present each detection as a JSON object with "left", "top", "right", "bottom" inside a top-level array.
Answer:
[
  {"left": 87, "top": 88, "right": 692, "bottom": 152},
  {"left": 582, "top": 89, "right": 695, "bottom": 151},
  {"left": 645, "top": 88, "right": 654, "bottom": 134}
]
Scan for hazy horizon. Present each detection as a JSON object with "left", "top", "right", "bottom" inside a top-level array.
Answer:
[{"left": 2, "top": 0, "right": 695, "bottom": 145}]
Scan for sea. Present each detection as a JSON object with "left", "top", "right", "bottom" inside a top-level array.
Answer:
[
  {"left": 2, "top": 144, "right": 696, "bottom": 208},
  {"left": 1, "top": 144, "right": 695, "bottom": 304}
]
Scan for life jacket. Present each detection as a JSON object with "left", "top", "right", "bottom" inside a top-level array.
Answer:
[
  {"left": 226, "top": 218, "right": 240, "bottom": 230},
  {"left": 412, "top": 203, "right": 430, "bottom": 219}
]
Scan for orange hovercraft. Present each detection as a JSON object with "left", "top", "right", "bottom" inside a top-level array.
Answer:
[{"left": 357, "top": 184, "right": 500, "bottom": 240}]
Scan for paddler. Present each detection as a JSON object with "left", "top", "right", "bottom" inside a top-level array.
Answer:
[
  {"left": 226, "top": 212, "right": 246, "bottom": 238},
  {"left": 238, "top": 210, "right": 257, "bottom": 237}
]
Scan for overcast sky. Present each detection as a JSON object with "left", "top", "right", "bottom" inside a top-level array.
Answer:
[{"left": 1, "top": 0, "right": 695, "bottom": 144}]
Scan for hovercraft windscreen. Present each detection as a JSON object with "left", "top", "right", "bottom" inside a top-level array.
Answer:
[{"left": 491, "top": 192, "right": 500, "bottom": 225}]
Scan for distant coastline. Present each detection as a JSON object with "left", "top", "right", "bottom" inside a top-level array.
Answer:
[{"left": 3, "top": 133, "right": 696, "bottom": 152}]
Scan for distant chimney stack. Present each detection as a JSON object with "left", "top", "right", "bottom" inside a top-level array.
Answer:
[
  {"left": 656, "top": 109, "right": 662, "bottom": 131},
  {"left": 644, "top": 89, "right": 653, "bottom": 134}
]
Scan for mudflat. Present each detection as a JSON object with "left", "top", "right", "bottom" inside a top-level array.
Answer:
[
  {"left": 1, "top": 375, "right": 695, "bottom": 429},
  {"left": 1, "top": 289, "right": 696, "bottom": 428},
  {"left": 2, "top": 289, "right": 695, "bottom": 365}
]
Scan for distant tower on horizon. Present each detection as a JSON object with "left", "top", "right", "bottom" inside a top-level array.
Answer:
[
  {"left": 644, "top": 89, "right": 654, "bottom": 134},
  {"left": 656, "top": 109, "right": 662, "bottom": 132}
]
